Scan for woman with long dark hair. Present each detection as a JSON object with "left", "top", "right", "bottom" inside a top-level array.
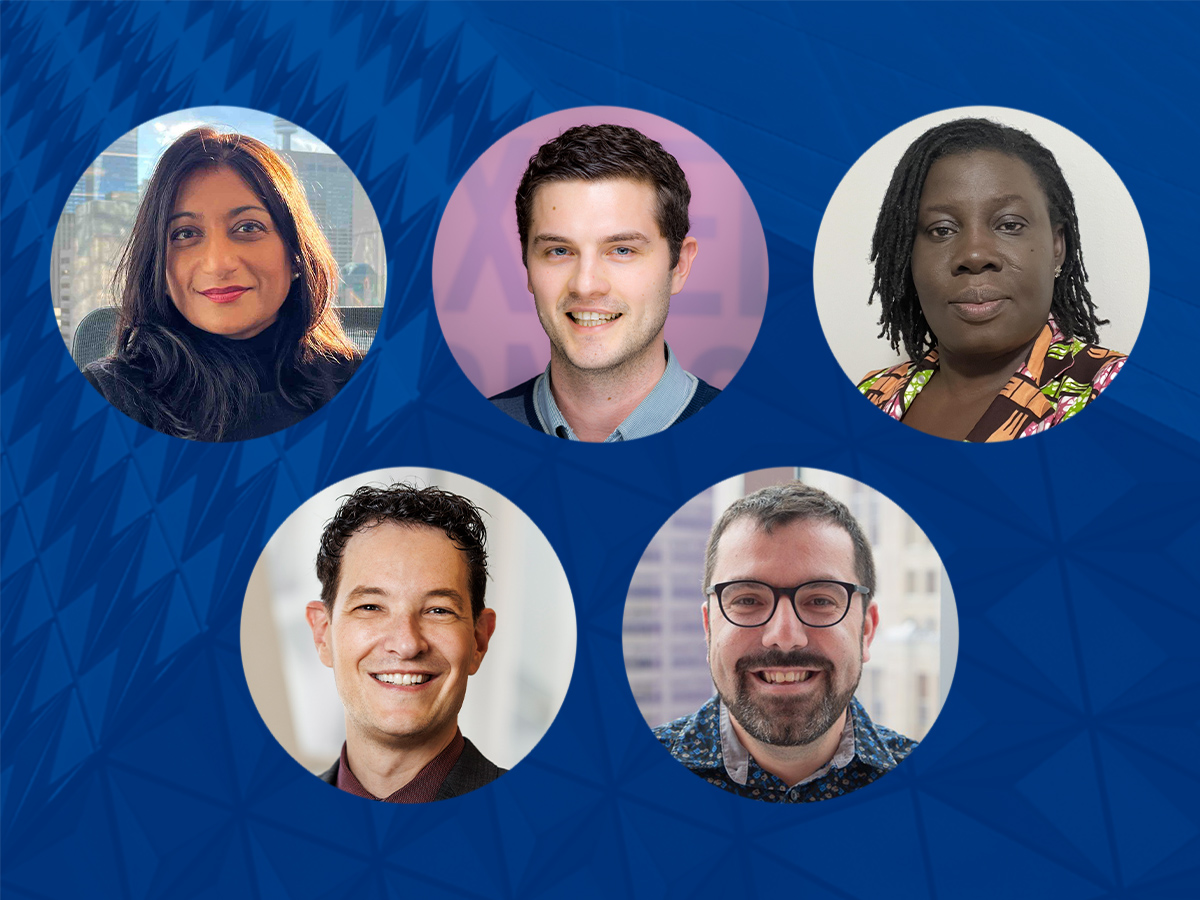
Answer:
[
  {"left": 857, "top": 118, "right": 1126, "bottom": 442},
  {"left": 83, "top": 128, "right": 362, "bottom": 441}
]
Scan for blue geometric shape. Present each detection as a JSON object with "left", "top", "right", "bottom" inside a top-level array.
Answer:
[
  {"left": 1017, "top": 732, "right": 1113, "bottom": 877},
  {"left": 1098, "top": 736, "right": 1199, "bottom": 884}
]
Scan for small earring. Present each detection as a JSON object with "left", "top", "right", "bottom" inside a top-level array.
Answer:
[
  {"left": 1054, "top": 265, "right": 1062, "bottom": 278},
  {"left": 292, "top": 270, "right": 300, "bottom": 281}
]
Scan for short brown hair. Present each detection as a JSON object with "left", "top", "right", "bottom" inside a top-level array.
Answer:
[
  {"left": 515, "top": 123, "right": 691, "bottom": 268},
  {"left": 704, "top": 481, "right": 876, "bottom": 601}
]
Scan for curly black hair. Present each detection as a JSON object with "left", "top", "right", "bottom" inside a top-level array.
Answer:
[
  {"left": 315, "top": 483, "right": 489, "bottom": 618},
  {"left": 869, "top": 117, "right": 1107, "bottom": 361},
  {"left": 515, "top": 123, "right": 691, "bottom": 268}
]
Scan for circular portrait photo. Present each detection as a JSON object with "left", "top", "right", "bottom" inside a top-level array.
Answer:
[
  {"left": 242, "top": 468, "right": 576, "bottom": 802},
  {"left": 814, "top": 107, "right": 1149, "bottom": 442},
  {"left": 623, "top": 467, "right": 957, "bottom": 803},
  {"left": 52, "top": 106, "right": 387, "bottom": 442},
  {"left": 432, "top": 106, "right": 769, "bottom": 443}
]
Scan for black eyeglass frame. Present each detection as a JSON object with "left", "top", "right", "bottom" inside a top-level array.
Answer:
[{"left": 709, "top": 580, "right": 872, "bottom": 629}]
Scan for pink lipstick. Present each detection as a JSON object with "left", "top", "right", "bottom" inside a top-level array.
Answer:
[{"left": 200, "top": 286, "right": 249, "bottom": 304}]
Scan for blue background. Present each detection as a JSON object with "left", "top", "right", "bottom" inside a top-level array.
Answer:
[{"left": 3, "top": 2, "right": 1197, "bottom": 897}]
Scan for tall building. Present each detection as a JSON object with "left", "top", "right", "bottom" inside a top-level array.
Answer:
[{"left": 54, "top": 129, "right": 139, "bottom": 348}]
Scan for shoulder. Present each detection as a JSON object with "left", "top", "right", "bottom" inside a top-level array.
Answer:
[
  {"left": 488, "top": 376, "right": 543, "bottom": 431},
  {"left": 673, "top": 376, "right": 721, "bottom": 425},
  {"left": 437, "top": 737, "right": 506, "bottom": 799},
  {"left": 856, "top": 359, "right": 918, "bottom": 394},
  {"left": 851, "top": 698, "right": 917, "bottom": 771},
  {"left": 82, "top": 359, "right": 156, "bottom": 427},
  {"left": 652, "top": 698, "right": 721, "bottom": 765}
]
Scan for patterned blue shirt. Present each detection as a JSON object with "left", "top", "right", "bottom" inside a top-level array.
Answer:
[
  {"left": 532, "top": 344, "right": 700, "bottom": 442},
  {"left": 653, "top": 696, "right": 915, "bottom": 802}
]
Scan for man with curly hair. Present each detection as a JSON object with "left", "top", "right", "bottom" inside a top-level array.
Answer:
[{"left": 305, "top": 483, "right": 500, "bottom": 802}]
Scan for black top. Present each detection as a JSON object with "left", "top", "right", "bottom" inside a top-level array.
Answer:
[{"left": 82, "top": 320, "right": 360, "bottom": 442}]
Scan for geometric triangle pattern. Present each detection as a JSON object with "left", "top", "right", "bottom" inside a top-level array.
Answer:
[{"left": 3, "top": 2, "right": 1200, "bottom": 899}]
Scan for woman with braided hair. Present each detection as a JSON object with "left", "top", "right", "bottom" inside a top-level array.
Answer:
[{"left": 857, "top": 118, "right": 1126, "bottom": 441}]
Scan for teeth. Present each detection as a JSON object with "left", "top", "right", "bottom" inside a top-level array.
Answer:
[
  {"left": 760, "top": 671, "right": 813, "bottom": 684},
  {"left": 570, "top": 311, "right": 620, "bottom": 326},
  {"left": 374, "top": 673, "right": 431, "bottom": 685}
]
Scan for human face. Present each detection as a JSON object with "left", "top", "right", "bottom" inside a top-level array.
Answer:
[
  {"left": 165, "top": 166, "right": 294, "bottom": 340},
  {"left": 305, "top": 523, "right": 495, "bottom": 753},
  {"left": 911, "top": 150, "right": 1065, "bottom": 361},
  {"left": 525, "top": 178, "right": 698, "bottom": 376},
  {"left": 704, "top": 518, "right": 877, "bottom": 747}
]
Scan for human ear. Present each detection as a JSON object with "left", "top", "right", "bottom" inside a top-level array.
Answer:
[
  {"left": 1052, "top": 224, "right": 1066, "bottom": 270},
  {"left": 468, "top": 607, "right": 497, "bottom": 675},
  {"left": 305, "top": 601, "right": 334, "bottom": 668},
  {"left": 669, "top": 236, "right": 699, "bottom": 295},
  {"left": 860, "top": 602, "right": 880, "bottom": 664}
]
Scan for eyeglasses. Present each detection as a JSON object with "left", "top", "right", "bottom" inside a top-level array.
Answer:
[{"left": 710, "top": 580, "right": 871, "bottom": 628}]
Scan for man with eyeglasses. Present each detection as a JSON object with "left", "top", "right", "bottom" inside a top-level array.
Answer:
[{"left": 654, "top": 481, "right": 916, "bottom": 802}]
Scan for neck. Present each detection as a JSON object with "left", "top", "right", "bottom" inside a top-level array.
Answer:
[
  {"left": 344, "top": 720, "right": 457, "bottom": 798},
  {"left": 932, "top": 335, "right": 1038, "bottom": 400},
  {"left": 548, "top": 339, "right": 667, "bottom": 442},
  {"left": 730, "top": 708, "right": 847, "bottom": 786}
]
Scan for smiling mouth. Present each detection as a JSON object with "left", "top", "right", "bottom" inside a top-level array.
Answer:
[
  {"left": 372, "top": 673, "right": 434, "bottom": 686},
  {"left": 200, "top": 287, "right": 249, "bottom": 303},
  {"left": 754, "top": 670, "right": 819, "bottom": 684},
  {"left": 567, "top": 311, "right": 621, "bottom": 327}
]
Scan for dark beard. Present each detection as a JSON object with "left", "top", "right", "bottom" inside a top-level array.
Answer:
[{"left": 718, "top": 648, "right": 861, "bottom": 747}]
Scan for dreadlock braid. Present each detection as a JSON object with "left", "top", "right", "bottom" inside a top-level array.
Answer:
[{"left": 869, "top": 118, "right": 1107, "bottom": 361}]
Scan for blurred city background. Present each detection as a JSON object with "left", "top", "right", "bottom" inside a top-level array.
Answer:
[
  {"left": 623, "top": 467, "right": 957, "bottom": 741},
  {"left": 50, "top": 106, "right": 386, "bottom": 352}
]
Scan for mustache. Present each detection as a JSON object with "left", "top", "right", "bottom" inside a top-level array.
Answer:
[{"left": 735, "top": 649, "right": 832, "bottom": 674}]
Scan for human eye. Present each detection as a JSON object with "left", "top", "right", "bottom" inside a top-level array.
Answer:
[
  {"left": 610, "top": 246, "right": 634, "bottom": 257},
  {"left": 545, "top": 246, "right": 570, "bottom": 258},
  {"left": 797, "top": 583, "right": 847, "bottom": 616},
  {"left": 925, "top": 222, "right": 956, "bottom": 239},
  {"left": 169, "top": 225, "right": 201, "bottom": 243},
  {"left": 232, "top": 220, "right": 268, "bottom": 237},
  {"left": 725, "top": 585, "right": 768, "bottom": 608},
  {"left": 996, "top": 218, "right": 1027, "bottom": 234},
  {"left": 424, "top": 605, "right": 463, "bottom": 621}
]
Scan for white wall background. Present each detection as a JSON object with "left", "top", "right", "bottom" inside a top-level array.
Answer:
[{"left": 813, "top": 106, "right": 1150, "bottom": 384}]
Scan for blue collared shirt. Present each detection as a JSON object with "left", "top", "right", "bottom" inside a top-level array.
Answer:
[
  {"left": 653, "top": 696, "right": 916, "bottom": 802},
  {"left": 532, "top": 345, "right": 701, "bottom": 442}
]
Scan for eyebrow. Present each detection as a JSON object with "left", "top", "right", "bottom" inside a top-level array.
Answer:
[
  {"left": 342, "top": 584, "right": 468, "bottom": 608},
  {"left": 531, "top": 231, "right": 652, "bottom": 247},
  {"left": 167, "top": 204, "right": 268, "bottom": 224},
  {"left": 601, "top": 231, "right": 651, "bottom": 244},
  {"left": 922, "top": 194, "right": 1029, "bottom": 214}
]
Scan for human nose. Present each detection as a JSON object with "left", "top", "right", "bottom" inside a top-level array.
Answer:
[
  {"left": 953, "top": 223, "right": 1002, "bottom": 274},
  {"left": 200, "top": 233, "right": 240, "bottom": 278},
  {"left": 759, "top": 593, "right": 811, "bottom": 650},
  {"left": 567, "top": 251, "right": 610, "bottom": 297},
  {"left": 380, "top": 611, "right": 429, "bottom": 658}
]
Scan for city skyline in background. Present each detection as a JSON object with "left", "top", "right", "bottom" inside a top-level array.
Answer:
[
  {"left": 51, "top": 108, "right": 383, "bottom": 354},
  {"left": 623, "top": 468, "right": 956, "bottom": 743}
]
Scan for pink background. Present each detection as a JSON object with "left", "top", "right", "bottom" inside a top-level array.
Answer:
[{"left": 432, "top": 107, "right": 769, "bottom": 397}]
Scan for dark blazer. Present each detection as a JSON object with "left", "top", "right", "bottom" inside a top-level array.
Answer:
[{"left": 319, "top": 737, "right": 505, "bottom": 801}]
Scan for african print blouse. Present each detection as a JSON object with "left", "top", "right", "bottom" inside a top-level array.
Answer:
[
  {"left": 856, "top": 318, "right": 1126, "bottom": 442},
  {"left": 654, "top": 696, "right": 914, "bottom": 802}
]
